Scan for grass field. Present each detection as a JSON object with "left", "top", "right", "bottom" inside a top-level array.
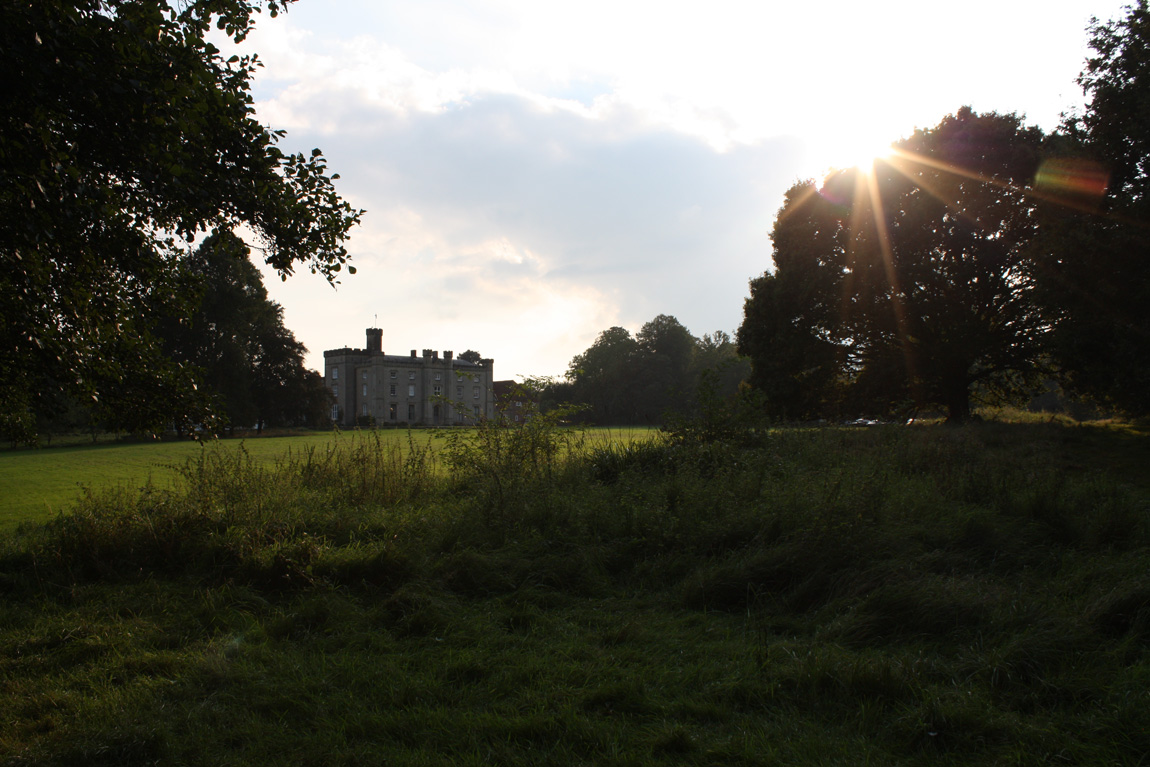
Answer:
[
  {"left": 2, "top": 417, "right": 1148, "bottom": 765},
  {"left": 0, "top": 427, "right": 657, "bottom": 531}
]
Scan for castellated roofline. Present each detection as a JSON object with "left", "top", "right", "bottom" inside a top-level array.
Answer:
[{"left": 324, "top": 329, "right": 496, "bottom": 428}]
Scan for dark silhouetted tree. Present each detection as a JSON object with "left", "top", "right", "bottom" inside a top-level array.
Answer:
[
  {"left": 161, "top": 231, "right": 330, "bottom": 433},
  {"left": 737, "top": 180, "right": 850, "bottom": 420},
  {"left": 556, "top": 317, "right": 746, "bottom": 424},
  {"left": 1034, "top": 2, "right": 1150, "bottom": 415},
  {"left": 691, "top": 331, "right": 750, "bottom": 408},
  {"left": 740, "top": 109, "right": 1047, "bottom": 422},
  {"left": 0, "top": 0, "right": 361, "bottom": 436},
  {"left": 565, "top": 327, "right": 640, "bottom": 424},
  {"left": 633, "top": 314, "right": 697, "bottom": 420}
]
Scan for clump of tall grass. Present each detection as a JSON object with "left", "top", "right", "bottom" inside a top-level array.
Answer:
[
  {"left": 441, "top": 404, "right": 588, "bottom": 522},
  {"left": 15, "top": 432, "right": 445, "bottom": 589}
]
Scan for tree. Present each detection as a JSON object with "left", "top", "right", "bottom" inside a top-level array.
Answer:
[
  {"left": 160, "top": 231, "right": 329, "bottom": 433},
  {"left": 740, "top": 109, "right": 1047, "bottom": 422},
  {"left": 633, "top": 314, "right": 697, "bottom": 420},
  {"left": 0, "top": 0, "right": 362, "bottom": 436},
  {"left": 565, "top": 327, "right": 641, "bottom": 424},
  {"left": 556, "top": 317, "right": 744, "bottom": 425},
  {"left": 1033, "top": 2, "right": 1150, "bottom": 415},
  {"left": 737, "top": 180, "right": 851, "bottom": 420},
  {"left": 691, "top": 331, "right": 750, "bottom": 407},
  {"left": 459, "top": 350, "right": 484, "bottom": 364}
]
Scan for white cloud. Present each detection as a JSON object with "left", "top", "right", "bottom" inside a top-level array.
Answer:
[{"left": 228, "top": 0, "right": 1129, "bottom": 380}]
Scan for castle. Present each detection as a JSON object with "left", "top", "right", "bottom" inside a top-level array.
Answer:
[{"left": 324, "top": 328, "right": 495, "bottom": 427}]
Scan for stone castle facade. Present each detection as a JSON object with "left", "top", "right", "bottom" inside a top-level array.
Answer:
[{"left": 324, "top": 328, "right": 495, "bottom": 427}]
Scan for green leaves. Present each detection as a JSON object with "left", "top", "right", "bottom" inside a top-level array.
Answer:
[{"left": 1, "top": 0, "right": 361, "bottom": 434}]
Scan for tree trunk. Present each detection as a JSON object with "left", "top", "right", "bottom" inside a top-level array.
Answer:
[{"left": 944, "top": 384, "right": 972, "bottom": 423}]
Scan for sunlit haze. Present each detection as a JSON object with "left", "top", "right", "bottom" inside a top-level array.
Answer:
[{"left": 219, "top": 0, "right": 1126, "bottom": 381}]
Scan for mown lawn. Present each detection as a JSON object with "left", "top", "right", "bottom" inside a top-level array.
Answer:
[
  {"left": 1, "top": 419, "right": 1148, "bottom": 765},
  {"left": 0, "top": 432, "right": 341, "bottom": 531}
]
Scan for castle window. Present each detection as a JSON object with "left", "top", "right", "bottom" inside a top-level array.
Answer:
[
  {"left": 389, "top": 404, "right": 397, "bottom": 421},
  {"left": 389, "top": 384, "right": 396, "bottom": 396},
  {"left": 331, "top": 404, "right": 339, "bottom": 420},
  {"left": 362, "top": 383, "right": 367, "bottom": 396},
  {"left": 362, "top": 371, "right": 367, "bottom": 380},
  {"left": 434, "top": 372, "right": 441, "bottom": 381},
  {"left": 390, "top": 370, "right": 397, "bottom": 379},
  {"left": 434, "top": 385, "right": 442, "bottom": 397},
  {"left": 408, "top": 385, "right": 415, "bottom": 398},
  {"left": 407, "top": 404, "right": 415, "bottom": 421},
  {"left": 473, "top": 386, "right": 479, "bottom": 399},
  {"left": 456, "top": 385, "right": 462, "bottom": 398},
  {"left": 332, "top": 368, "right": 338, "bottom": 380},
  {"left": 333, "top": 385, "right": 339, "bottom": 399},
  {"left": 362, "top": 404, "right": 368, "bottom": 416},
  {"left": 408, "top": 371, "right": 415, "bottom": 380}
]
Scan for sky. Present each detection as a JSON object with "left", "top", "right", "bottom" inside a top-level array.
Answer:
[{"left": 223, "top": 0, "right": 1129, "bottom": 381}]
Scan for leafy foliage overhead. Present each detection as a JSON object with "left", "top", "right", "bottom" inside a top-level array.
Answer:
[{"left": 0, "top": 0, "right": 362, "bottom": 436}]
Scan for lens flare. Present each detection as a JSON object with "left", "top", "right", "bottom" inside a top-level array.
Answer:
[{"left": 1034, "top": 158, "right": 1109, "bottom": 203}]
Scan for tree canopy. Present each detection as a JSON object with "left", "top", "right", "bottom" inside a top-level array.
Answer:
[
  {"left": 1033, "top": 0, "right": 1150, "bottom": 415},
  {"left": 555, "top": 316, "right": 747, "bottom": 425},
  {"left": 158, "top": 231, "right": 331, "bottom": 434},
  {"left": 739, "top": 109, "right": 1047, "bottom": 422},
  {"left": 0, "top": 0, "right": 362, "bottom": 439},
  {"left": 458, "top": 350, "right": 484, "bottom": 365}
]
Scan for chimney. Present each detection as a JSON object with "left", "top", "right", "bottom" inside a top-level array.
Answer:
[
  {"left": 410, "top": 350, "right": 417, "bottom": 358},
  {"left": 445, "top": 351, "right": 454, "bottom": 362},
  {"left": 366, "top": 328, "right": 382, "bottom": 353}
]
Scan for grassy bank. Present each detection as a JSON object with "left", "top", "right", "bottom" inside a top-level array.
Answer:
[{"left": 1, "top": 419, "right": 1148, "bottom": 765}]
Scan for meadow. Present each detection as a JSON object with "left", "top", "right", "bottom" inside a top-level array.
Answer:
[
  {"left": 1, "top": 414, "right": 1149, "bottom": 765},
  {"left": 0, "top": 427, "right": 657, "bottom": 531}
]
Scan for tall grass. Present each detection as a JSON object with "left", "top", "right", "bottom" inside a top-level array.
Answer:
[{"left": 2, "top": 417, "right": 1148, "bottom": 765}]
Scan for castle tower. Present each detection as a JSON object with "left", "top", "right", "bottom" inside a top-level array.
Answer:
[{"left": 366, "top": 328, "right": 382, "bottom": 353}]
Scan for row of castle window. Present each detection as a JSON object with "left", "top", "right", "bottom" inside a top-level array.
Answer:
[
  {"left": 336, "top": 402, "right": 485, "bottom": 422},
  {"left": 341, "top": 384, "right": 482, "bottom": 398},
  {"left": 332, "top": 377, "right": 481, "bottom": 401},
  {"left": 334, "top": 369, "right": 472, "bottom": 383}
]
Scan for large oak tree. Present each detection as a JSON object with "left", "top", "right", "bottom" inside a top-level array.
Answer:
[{"left": 740, "top": 109, "right": 1047, "bottom": 422}]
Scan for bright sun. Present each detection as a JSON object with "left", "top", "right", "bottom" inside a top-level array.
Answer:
[
  {"left": 833, "top": 133, "right": 895, "bottom": 175},
  {"left": 802, "top": 127, "right": 897, "bottom": 180}
]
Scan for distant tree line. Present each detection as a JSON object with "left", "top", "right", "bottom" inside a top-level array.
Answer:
[
  {"left": 736, "top": 3, "right": 1150, "bottom": 422},
  {"left": 543, "top": 315, "right": 749, "bottom": 425}
]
